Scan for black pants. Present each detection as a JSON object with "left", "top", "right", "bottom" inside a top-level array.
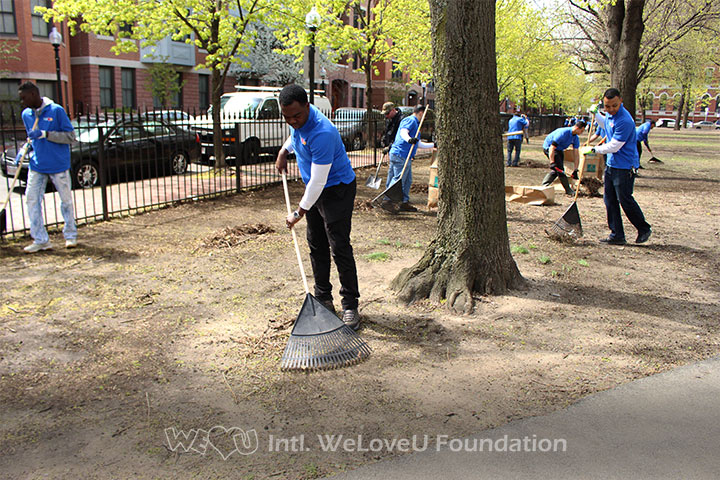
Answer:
[
  {"left": 305, "top": 179, "right": 360, "bottom": 310},
  {"left": 541, "top": 148, "right": 573, "bottom": 194}
]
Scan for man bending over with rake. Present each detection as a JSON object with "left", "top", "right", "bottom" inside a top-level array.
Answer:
[{"left": 275, "top": 84, "right": 361, "bottom": 331}]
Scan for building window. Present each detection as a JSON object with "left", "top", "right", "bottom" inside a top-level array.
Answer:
[
  {"left": 0, "top": 0, "right": 16, "bottom": 34},
  {"left": 118, "top": 22, "right": 133, "bottom": 39},
  {"left": 31, "top": 0, "right": 51, "bottom": 37},
  {"left": 358, "top": 88, "right": 364, "bottom": 108},
  {"left": 715, "top": 95, "right": 720, "bottom": 113},
  {"left": 659, "top": 93, "right": 669, "bottom": 112},
  {"left": 198, "top": 74, "right": 209, "bottom": 111},
  {"left": 351, "top": 87, "right": 358, "bottom": 108},
  {"left": 0, "top": 78, "right": 19, "bottom": 111},
  {"left": 121, "top": 68, "right": 136, "bottom": 109},
  {"left": 36, "top": 80, "right": 55, "bottom": 100},
  {"left": 171, "top": 72, "right": 183, "bottom": 109},
  {"left": 704, "top": 68, "right": 714, "bottom": 85},
  {"left": 99, "top": 66, "right": 115, "bottom": 109},
  {"left": 391, "top": 61, "right": 402, "bottom": 80}
]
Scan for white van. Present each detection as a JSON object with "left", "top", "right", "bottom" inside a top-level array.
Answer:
[{"left": 193, "top": 87, "right": 332, "bottom": 165}]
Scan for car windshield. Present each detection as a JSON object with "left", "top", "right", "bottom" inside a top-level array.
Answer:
[
  {"left": 219, "top": 95, "right": 262, "bottom": 117},
  {"left": 77, "top": 120, "right": 117, "bottom": 143}
]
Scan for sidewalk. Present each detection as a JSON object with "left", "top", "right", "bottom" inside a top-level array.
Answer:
[{"left": 326, "top": 356, "right": 720, "bottom": 479}]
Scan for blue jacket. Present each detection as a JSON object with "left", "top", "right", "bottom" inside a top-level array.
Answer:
[
  {"left": 22, "top": 99, "right": 74, "bottom": 174},
  {"left": 291, "top": 105, "right": 355, "bottom": 187},
  {"left": 636, "top": 121, "right": 652, "bottom": 143},
  {"left": 543, "top": 127, "right": 580, "bottom": 152},
  {"left": 604, "top": 105, "right": 638, "bottom": 169},
  {"left": 507, "top": 115, "right": 529, "bottom": 140},
  {"left": 390, "top": 115, "right": 420, "bottom": 159}
]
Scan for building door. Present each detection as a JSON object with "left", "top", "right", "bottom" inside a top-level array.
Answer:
[{"left": 331, "top": 79, "right": 348, "bottom": 111}]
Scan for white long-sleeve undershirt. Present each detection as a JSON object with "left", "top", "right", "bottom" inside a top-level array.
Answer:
[
  {"left": 399, "top": 128, "right": 434, "bottom": 149},
  {"left": 593, "top": 112, "right": 625, "bottom": 154},
  {"left": 299, "top": 162, "right": 332, "bottom": 211}
]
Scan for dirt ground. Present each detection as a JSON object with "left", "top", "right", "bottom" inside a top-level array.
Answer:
[{"left": 1, "top": 128, "right": 719, "bottom": 479}]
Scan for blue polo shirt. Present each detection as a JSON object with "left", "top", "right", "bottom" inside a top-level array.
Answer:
[
  {"left": 22, "top": 101, "right": 74, "bottom": 174},
  {"left": 636, "top": 121, "right": 652, "bottom": 143},
  {"left": 604, "top": 105, "right": 638, "bottom": 169},
  {"left": 543, "top": 127, "right": 580, "bottom": 152},
  {"left": 291, "top": 105, "right": 355, "bottom": 187},
  {"left": 390, "top": 114, "right": 420, "bottom": 159},
  {"left": 507, "top": 115, "right": 529, "bottom": 140}
]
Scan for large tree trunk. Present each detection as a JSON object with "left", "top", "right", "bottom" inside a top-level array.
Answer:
[
  {"left": 391, "top": 0, "right": 524, "bottom": 314},
  {"left": 674, "top": 91, "right": 685, "bottom": 131},
  {"left": 607, "top": 0, "right": 645, "bottom": 120}
]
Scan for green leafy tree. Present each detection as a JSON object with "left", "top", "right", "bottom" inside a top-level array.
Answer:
[
  {"left": 145, "top": 58, "right": 185, "bottom": 109},
  {"left": 40, "top": 0, "right": 281, "bottom": 167},
  {"left": 564, "top": 0, "right": 720, "bottom": 119}
]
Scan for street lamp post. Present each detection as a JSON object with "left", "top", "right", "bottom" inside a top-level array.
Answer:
[
  {"left": 422, "top": 82, "right": 427, "bottom": 107},
  {"left": 49, "top": 27, "right": 63, "bottom": 107},
  {"left": 305, "top": 7, "right": 321, "bottom": 105}
]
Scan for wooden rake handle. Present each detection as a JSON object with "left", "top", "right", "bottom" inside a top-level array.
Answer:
[
  {"left": 1, "top": 117, "right": 39, "bottom": 213},
  {"left": 281, "top": 172, "right": 310, "bottom": 295}
]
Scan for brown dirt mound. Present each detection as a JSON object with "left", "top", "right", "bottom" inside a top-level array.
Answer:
[
  {"left": 580, "top": 177, "right": 603, "bottom": 197},
  {"left": 410, "top": 183, "right": 429, "bottom": 194},
  {"left": 354, "top": 199, "right": 375, "bottom": 211},
  {"left": 200, "top": 223, "right": 275, "bottom": 249}
]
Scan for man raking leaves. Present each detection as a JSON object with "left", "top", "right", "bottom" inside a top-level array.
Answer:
[{"left": 275, "top": 84, "right": 370, "bottom": 370}]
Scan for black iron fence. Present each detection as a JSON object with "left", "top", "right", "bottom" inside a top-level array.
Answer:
[{"left": 1, "top": 106, "right": 563, "bottom": 238}]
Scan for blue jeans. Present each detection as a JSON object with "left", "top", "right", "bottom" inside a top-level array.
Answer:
[
  {"left": 603, "top": 166, "right": 650, "bottom": 241},
  {"left": 385, "top": 153, "right": 412, "bottom": 203},
  {"left": 507, "top": 139, "right": 522, "bottom": 166},
  {"left": 26, "top": 169, "right": 77, "bottom": 245}
]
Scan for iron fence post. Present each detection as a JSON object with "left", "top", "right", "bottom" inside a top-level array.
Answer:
[
  {"left": 235, "top": 123, "right": 242, "bottom": 193},
  {"left": 98, "top": 127, "right": 109, "bottom": 221}
]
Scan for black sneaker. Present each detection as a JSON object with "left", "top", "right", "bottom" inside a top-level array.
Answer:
[
  {"left": 635, "top": 229, "right": 651, "bottom": 244},
  {"left": 600, "top": 236, "right": 627, "bottom": 245},
  {"left": 379, "top": 199, "right": 399, "bottom": 214},
  {"left": 398, "top": 202, "right": 418, "bottom": 212},
  {"left": 342, "top": 309, "right": 360, "bottom": 331}
]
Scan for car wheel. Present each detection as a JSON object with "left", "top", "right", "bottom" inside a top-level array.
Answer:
[
  {"left": 352, "top": 134, "right": 365, "bottom": 151},
  {"left": 73, "top": 161, "right": 99, "bottom": 189},
  {"left": 241, "top": 138, "right": 261, "bottom": 165},
  {"left": 170, "top": 151, "right": 189, "bottom": 174}
]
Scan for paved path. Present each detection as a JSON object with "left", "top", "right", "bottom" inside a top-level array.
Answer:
[{"left": 326, "top": 356, "right": 720, "bottom": 479}]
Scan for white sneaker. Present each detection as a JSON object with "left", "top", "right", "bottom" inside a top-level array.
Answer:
[
  {"left": 65, "top": 239, "right": 78, "bottom": 249},
  {"left": 24, "top": 242, "right": 53, "bottom": 253}
]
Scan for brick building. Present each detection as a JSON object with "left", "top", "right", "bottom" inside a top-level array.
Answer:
[
  {"left": 641, "top": 67, "right": 720, "bottom": 124},
  {"left": 2, "top": 2, "right": 432, "bottom": 117}
]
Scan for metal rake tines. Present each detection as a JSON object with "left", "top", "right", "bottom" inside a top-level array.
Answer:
[{"left": 280, "top": 327, "right": 371, "bottom": 371}]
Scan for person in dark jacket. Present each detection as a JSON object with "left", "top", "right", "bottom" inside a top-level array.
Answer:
[{"left": 380, "top": 102, "right": 402, "bottom": 154}]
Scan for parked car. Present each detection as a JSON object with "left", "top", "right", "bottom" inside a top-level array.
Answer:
[
  {"left": 716, "top": 120, "right": 720, "bottom": 129},
  {"left": 1, "top": 116, "right": 200, "bottom": 189},
  {"left": 397, "top": 106, "right": 436, "bottom": 143},
  {"left": 142, "top": 110, "right": 195, "bottom": 129},
  {"left": 658, "top": 118, "right": 693, "bottom": 128},
  {"left": 193, "top": 87, "right": 332, "bottom": 165},
  {"left": 331, "top": 107, "right": 384, "bottom": 152},
  {"left": 693, "top": 120, "right": 716, "bottom": 130}
]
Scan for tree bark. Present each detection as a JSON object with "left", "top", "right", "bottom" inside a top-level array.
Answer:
[
  {"left": 674, "top": 91, "right": 685, "bottom": 131},
  {"left": 392, "top": 0, "right": 525, "bottom": 314},
  {"left": 606, "top": 0, "right": 645, "bottom": 120}
]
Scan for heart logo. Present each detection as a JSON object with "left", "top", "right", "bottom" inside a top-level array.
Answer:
[{"left": 206, "top": 426, "right": 259, "bottom": 460}]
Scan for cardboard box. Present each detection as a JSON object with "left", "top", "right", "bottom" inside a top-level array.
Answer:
[
  {"left": 564, "top": 150, "right": 604, "bottom": 180},
  {"left": 505, "top": 185, "right": 555, "bottom": 206},
  {"left": 427, "top": 151, "right": 439, "bottom": 209}
]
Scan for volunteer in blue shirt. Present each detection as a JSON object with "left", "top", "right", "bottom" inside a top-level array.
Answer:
[
  {"left": 506, "top": 109, "right": 529, "bottom": 167},
  {"left": 636, "top": 119, "right": 655, "bottom": 167},
  {"left": 586, "top": 88, "right": 651, "bottom": 245},
  {"left": 17, "top": 82, "right": 77, "bottom": 253},
  {"left": 380, "top": 104, "right": 435, "bottom": 213},
  {"left": 275, "top": 84, "right": 360, "bottom": 330},
  {"left": 541, "top": 121, "right": 587, "bottom": 195}
]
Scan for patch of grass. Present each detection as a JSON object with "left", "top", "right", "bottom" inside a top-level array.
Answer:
[
  {"left": 512, "top": 245, "right": 529, "bottom": 254},
  {"left": 377, "top": 238, "right": 392, "bottom": 245},
  {"left": 364, "top": 252, "right": 390, "bottom": 262},
  {"left": 539, "top": 255, "right": 551, "bottom": 264},
  {"left": 578, "top": 259, "right": 589, "bottom": 267},
  {"left": 528, "top": 243, "right": 538, "bottom": 249},
  {"left": 303, "top": 462, "right": 320, "bottom": 478}
]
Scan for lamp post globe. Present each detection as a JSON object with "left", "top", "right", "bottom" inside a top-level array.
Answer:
[
  {"left": 49, "top": 27, "right": 63, "bottom": 107},
  {"left": 305, "top": 7, "right": 321, "bottom": 105}
]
